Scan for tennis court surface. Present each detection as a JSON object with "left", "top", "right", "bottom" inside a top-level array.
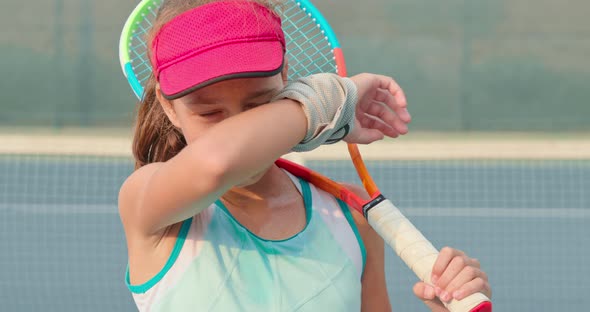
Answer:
[{"left": 1, "top": 132, "right": 588, "bottom": 311}]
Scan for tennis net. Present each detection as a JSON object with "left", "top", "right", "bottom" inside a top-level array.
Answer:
[{"left": 1, "top": 130, "right": 589, "bottom": 311}]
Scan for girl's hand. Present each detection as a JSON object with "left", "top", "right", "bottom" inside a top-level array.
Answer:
[
  {"left": 344, "top": 73, "right": 411, "bottom": 144},
  {"left": 413, "top": 247, "right": 492, "bottom": 312}
]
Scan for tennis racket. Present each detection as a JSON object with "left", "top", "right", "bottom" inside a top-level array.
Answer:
[{"left": 119, "top": 1, "right": 492, "bottom": 311}]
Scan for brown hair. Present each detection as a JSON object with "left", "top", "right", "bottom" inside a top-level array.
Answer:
[{"left": 132, "top": 0, "right": 282, "bottom": 170}]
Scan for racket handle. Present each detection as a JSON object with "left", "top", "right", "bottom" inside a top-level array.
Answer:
[{"left": 366, "top": 201, "right": 492, "bottom": 312}]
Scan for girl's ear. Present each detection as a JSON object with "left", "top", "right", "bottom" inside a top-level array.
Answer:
[
  {"left": 281, "top": 57, "right": 289, "bottom": 84},
  {"left": 156, "top": 84, "right": 181, "bottom": 128}
]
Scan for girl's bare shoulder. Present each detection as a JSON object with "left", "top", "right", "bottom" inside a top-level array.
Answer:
[{"left": 118, "top": 162, "right": 164, "bottom": 232}]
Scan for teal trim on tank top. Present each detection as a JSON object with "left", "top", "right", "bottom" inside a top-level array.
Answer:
[
  {"left": 215, "top": 178, "right": 312, "bottom": 243},
  {"left": 126, "top": 217, "right": 192, "bottom": 294},
  {"left": 337, "top": 199, "right": 367, "bottom": 274}
]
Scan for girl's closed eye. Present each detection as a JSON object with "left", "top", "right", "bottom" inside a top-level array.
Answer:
[
  {"left": 197, "top": 110, "right": 224, "bottom": 120},
  {"left": 200, "top": 111, "right": 220, "bottom": 117},
  {"left": 197, "top": 103, "right": 266, "bottom": 119},
  {"left": 244, "top": 102, "right": 266, "bottom": 111}
]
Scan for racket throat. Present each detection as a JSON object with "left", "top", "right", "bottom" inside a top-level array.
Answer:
[{"left": 362, "top": 194, "right": 386, "bottom": 218}]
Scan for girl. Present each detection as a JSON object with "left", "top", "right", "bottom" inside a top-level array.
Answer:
[{"left": 119, "top": 0, "right": 491, "bottom": 311}]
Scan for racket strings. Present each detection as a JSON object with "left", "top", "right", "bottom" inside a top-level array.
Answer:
[
  {"left": 281, "top": 3, "right": 336, "bottom": 79},
  {"left": 129, "top": 5, "right": 159, "bottom": 87}
]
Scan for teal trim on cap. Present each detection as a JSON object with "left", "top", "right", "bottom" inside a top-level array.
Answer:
[
  {"left": 215, "top": 178, "right": 312, "bottom": 243},
  {"left": 126, "top": 217, "right": 192, "bottom": 294},
  {"left": 337, "top": 199, "right": 366, "bottom": 275}
]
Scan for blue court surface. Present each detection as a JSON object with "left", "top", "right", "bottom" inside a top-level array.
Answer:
[{"left": 1, "top": 156, "right": 588, "bottom": 311}]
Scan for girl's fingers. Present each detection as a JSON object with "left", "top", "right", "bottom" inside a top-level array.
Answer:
[
  {"left": 349, "top": 73, "right": 411, "bottom": 141},
  {"left": 430, "top": 247, "right": 489, "bottom": 303},
  {"left": 471, "top": 258, "right": 481, "bottom": 269},
  {"left": 355, "top": 74, "right": 409, "bottom": 115},
  {"left": 373, "top": 75, "right": 407, "bottom": 109},
  {"left": 379, "top": 76, "right": 411, "bottom": 123},
  {"left": 413, "top": 282, "right": 447, "bottom": 311},
  {"left": 358, "top": 100, "right": 408, "bottom": 135},
  {"left": 371, "top": 100, "right": 409, "bottom": 135},
  {"left": 450, "top": 277, "right": 492, "bottom": 301},
  {"left": 434, "top": 256, "right": 468, "bottom": 301},
  {"left": 375, "top": 88, "right": 412, "bottom": 124},
  {"left": 413, "top": 282, "right": 437, "bottom": 300},
  {"left": 344, "top": 123, "right": 384, "bottom": 144},
  {"left": 358, "top": 114, "right": 400, "bottom": 138},
  {"left": 443, "top": 266, "right": 487, "bottom": 300},
  {"left": 431, "top": 247, "right": 464, "bottom": 284}
]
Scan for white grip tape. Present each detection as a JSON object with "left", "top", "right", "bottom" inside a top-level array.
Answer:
[{"left": 366, "top": 200, "right": 490, "bottom": 312}]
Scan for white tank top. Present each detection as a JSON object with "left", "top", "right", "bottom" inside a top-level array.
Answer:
[{"left": 126, "top": 172, "right": 366, "bottom": 311}]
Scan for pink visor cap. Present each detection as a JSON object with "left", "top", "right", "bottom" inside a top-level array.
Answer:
[{"left": 151, "top": 1, "right": 286, "bottom": 99}]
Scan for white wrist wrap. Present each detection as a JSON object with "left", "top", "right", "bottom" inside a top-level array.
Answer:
[{"left": 272, "top": 73, "right": 358, "bottom": 152}]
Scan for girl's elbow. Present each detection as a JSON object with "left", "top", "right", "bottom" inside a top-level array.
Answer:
[{"left": 189, "top": 149, "right": 233, "bottom": 192}]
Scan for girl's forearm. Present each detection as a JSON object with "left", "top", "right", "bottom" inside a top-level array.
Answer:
[
  {"left": 187, "top": 99, "right": 307, "bottom": 185},
  {"left": 129, "top": 99, "right": 306, "bottom": 234}
]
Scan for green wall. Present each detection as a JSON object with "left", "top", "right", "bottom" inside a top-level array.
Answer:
[{"left": 1, "top": 0, "right": 588, "bottom": 130}]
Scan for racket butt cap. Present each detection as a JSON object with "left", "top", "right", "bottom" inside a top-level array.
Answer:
[{"left": 470, "top": 301, "right": 492, "bottom": 312}]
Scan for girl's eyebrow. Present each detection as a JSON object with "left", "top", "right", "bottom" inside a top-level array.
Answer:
[
  {"left": 190, "top": 99, "right": 218, "bottom": 105},
  {"left": 183, "top": 94, "right": 220, "bottom": 105},
  {"left": 185, "top": 87, "right": 278, "bottom": 105}
]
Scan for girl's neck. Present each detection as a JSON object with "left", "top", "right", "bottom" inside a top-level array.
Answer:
[
  {"left": 221, "top": 164, "right": 300, "bottom": 212},
  {"left": 220, "top": 164, "right": 308, "bottom": 241}
]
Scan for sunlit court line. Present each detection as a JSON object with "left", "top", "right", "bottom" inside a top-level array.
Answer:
[
  {"left": 405, "top": 207, "right": 590, "bottom": 219},
  {"left": 1, "top": 204, "right": 587, "bottom": 219}
]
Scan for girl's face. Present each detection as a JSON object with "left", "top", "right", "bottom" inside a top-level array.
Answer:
[
  {"left": 159, "top": 71, "right": 286, "bottom": 144},
  {"left": 157, "top": 63, "right": 288, "bottom": 187}
]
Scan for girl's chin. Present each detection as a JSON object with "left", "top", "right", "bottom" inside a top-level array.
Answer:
[
  {"left": 235, "top": 178, "right": 258, "bottom": 188},
  {"left": 235, "top": 168, "right": 269, "bottom": 188}
]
